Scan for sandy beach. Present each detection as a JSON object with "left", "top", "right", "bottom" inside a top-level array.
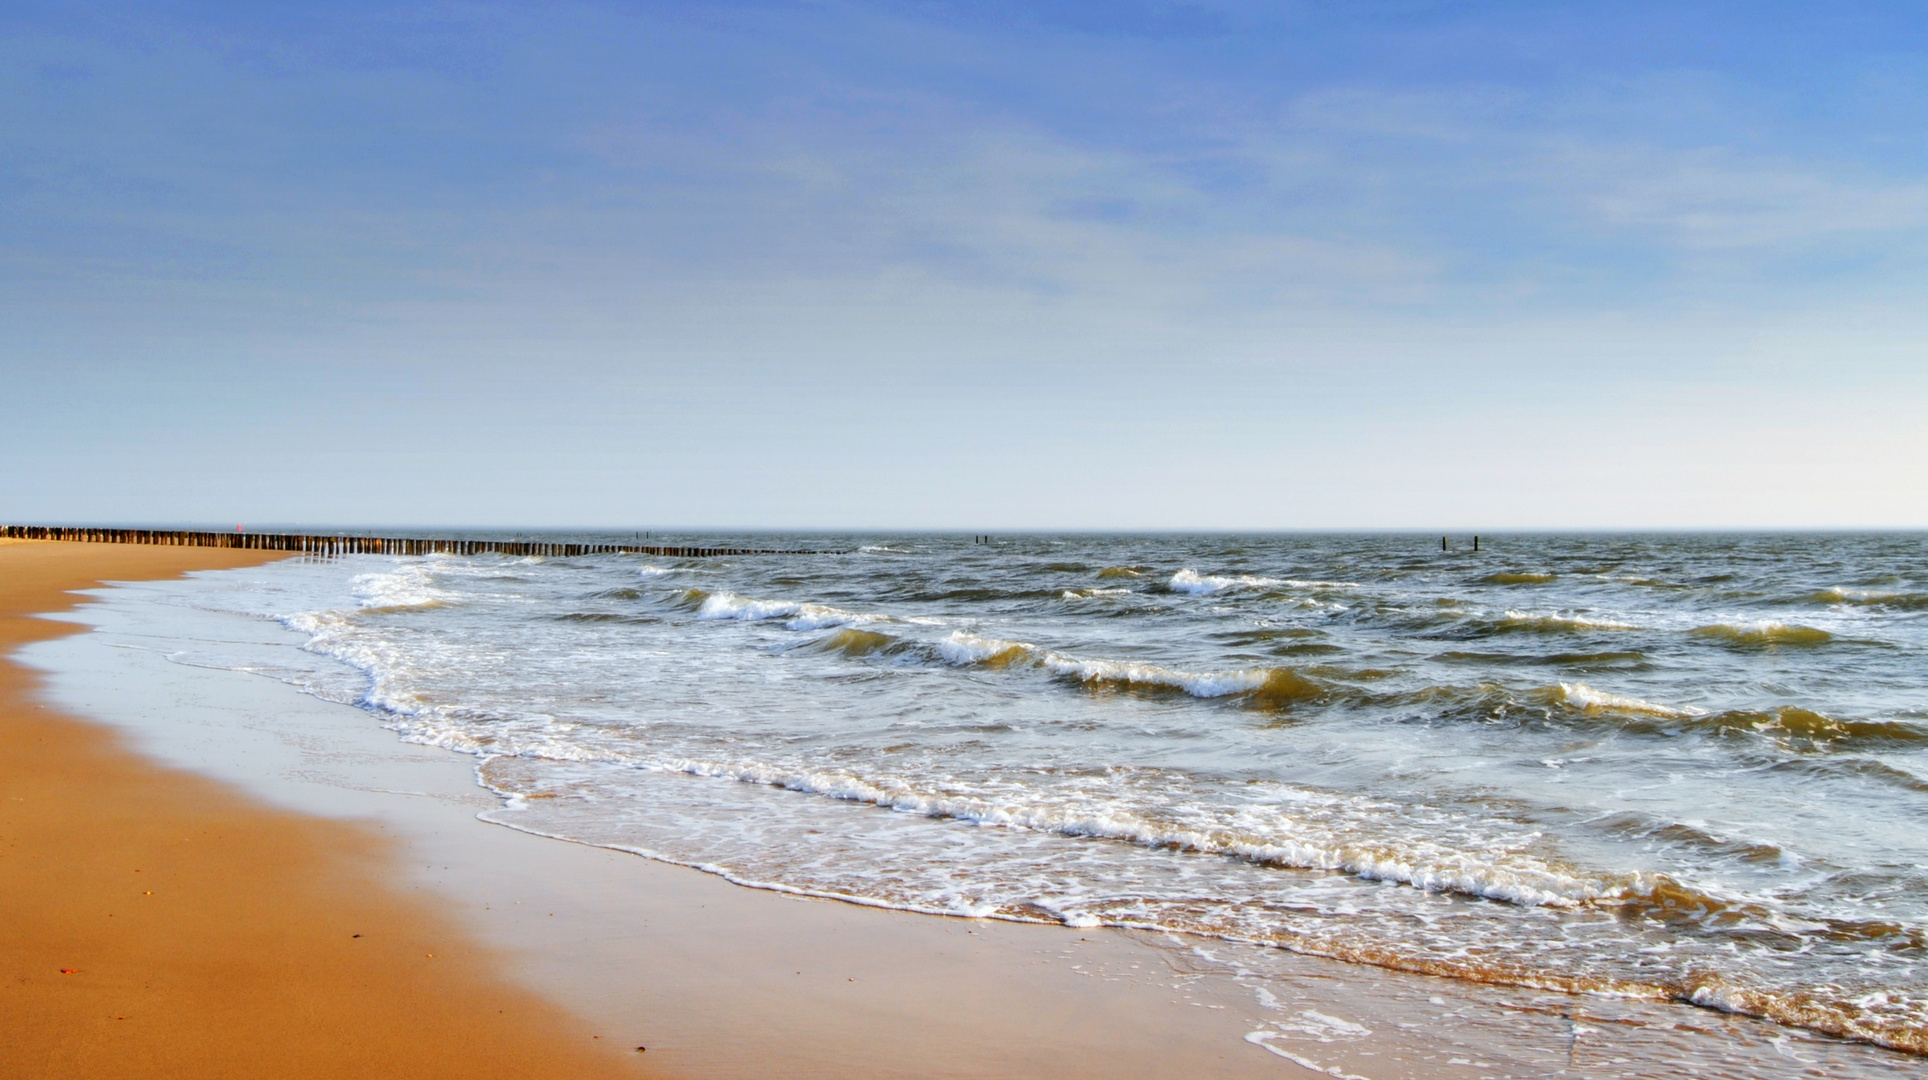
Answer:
[
  {"left": 5, "top": 539, "right": 1916, "bottom": 1079},
  {"left": 0, "top": 540, "right": 657, "bottom": 1079},
  {"left": 15, "top": 1, "right": 1927, "bottom": 1073},
  {"left": 2, "top": 540, "right": 1310, "bottom": 1077}
]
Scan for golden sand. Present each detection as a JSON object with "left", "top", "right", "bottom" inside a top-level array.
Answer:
[{"left": 0, "top": 542, "right": 658, "bottom": 1079}]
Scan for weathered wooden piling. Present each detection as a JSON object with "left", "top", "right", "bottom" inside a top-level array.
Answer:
[{"left": 0, "top": 525, "right": 837, "bottom": 558}]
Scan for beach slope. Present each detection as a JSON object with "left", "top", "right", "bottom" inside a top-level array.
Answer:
[{"left": 0, "top": 541, "right": 653, "bottom": 1079}]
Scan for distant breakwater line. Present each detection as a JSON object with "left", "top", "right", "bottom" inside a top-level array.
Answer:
[{"left": 1, "top": 526, "right": 838, "bottom": 559}]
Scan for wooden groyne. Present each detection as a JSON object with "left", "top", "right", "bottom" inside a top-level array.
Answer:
[{"left": 0, "top": 526, "right": 834, "bottom": 559}]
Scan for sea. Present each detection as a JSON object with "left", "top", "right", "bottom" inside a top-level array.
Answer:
[{"left": 123, "top": 532, "right": 1928, "bottom": 1060}]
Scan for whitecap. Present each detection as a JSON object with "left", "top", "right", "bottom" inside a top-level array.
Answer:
[
  {"left": 1558, "top": 682, "right": 1706, "bottom": 719},
  {"left": 1171, "top": 569, "right": 1285, "bottom": 594},
  {"left": 1171, "top": 569, "right": 1356, "bottom": 595},
  {"left": 1502, "top": 610, "right": 1637, "bottom": 632}
]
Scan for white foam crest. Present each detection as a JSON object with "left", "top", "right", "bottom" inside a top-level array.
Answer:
[
  {"left": 1688, "top": 978, "right": 1760, "bottom": 1015},
  {"left": 1811, "top": 586, "right": 1925, "bottom": 606},
  {"left": 937, "top": 632, "right": 1274, "bottom": 699},
  {"left": 1038, "top": 653, "right": 1270, "bottom": 698},
  {"left": 272, "top": 605, "right": 453, "bottom": 727},
  {"left": 1501, "top": 610, "right": 1637, "bottom": 631},
  {"left": 1061, "top": 588, "right": 1133, "bottom": 600},
  {"left": 1558, "top": 683, "right": 1706, "bottom": 719},
  {"left": 936, "top": 631, "right": 1030, "bottom": 664},
  {"left": 1714, "top": 619, "right": 1796, "bottom": 634},
  {"left": 1170, "top": 568, "right": 1286, "bottom": 594},
  {"left": 1692, "top": 619, "right": 1833, "bottom": 644},
  {"left": 786, "top": 604, "right": 878, "bottom": 630},
  {"left": 636, "top": 564, "right": 678, "bottom": 578},
  {"left": 351, "top": 565, "right": 452, "bottom": 610},
  {"left": 645, "top": 755, "right": 1616, "bottom": 908},
  {"left": 695, "top": 590, "right": 885, "bottom": 631},
  {"left": 696, "top": 591, "right": 800, "bottom": 621},
  {"left": 1170, "top": 569, "right": 1357, "bottom": 595},
  {"left": 280, "top": 609, "right": 342, "bottom": 637}
]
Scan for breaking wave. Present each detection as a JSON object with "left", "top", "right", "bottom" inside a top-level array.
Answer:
[
  {"left": 685, "top": 589, "right": 883, "bottom": 631},
  {"left": 351, "top": 566, "right": 453, "bottom": 612},
  {"left": 1552, "top": 682, "right": 1706, "bottom": 719},
  {"left": 634, "top": 755, "right": 1622, "bottom": 910},
  {"left": 1700, "top": 706, "right": 1928, "bottom": 749},
  {"left": 1170, "top": 569, "right": 1358, "bottom": 595},
  {"left": 1805, "top": 587, "right": 1928, "bottom": 610},
  {"left": 1690, "top": 621, "right": 1833, "bottom": 646},
  {"left": 936, "top": 632, "right": 1327, "bottom": 706},
  {"left": 805, "top": 627, "right": 899, "bottom": 657},
  {"left": 1494, "top": 611, "right": 1637, "bottom": 633}
]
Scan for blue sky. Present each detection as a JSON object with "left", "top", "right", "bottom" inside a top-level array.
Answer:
[{"left": 4, "top": 1, "right": 1925, "bottom": 529}]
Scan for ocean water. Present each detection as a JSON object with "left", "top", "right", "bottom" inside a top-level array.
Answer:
[{"left": 146, "top": 533, "right": 1928, "bottom": 1058}]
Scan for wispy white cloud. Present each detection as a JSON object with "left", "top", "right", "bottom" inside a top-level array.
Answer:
[{"left": 1547, "top": 143, "right": 1928, "bottom": 248}]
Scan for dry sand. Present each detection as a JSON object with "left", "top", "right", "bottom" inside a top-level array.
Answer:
[{"left": 0, "top": 541, "right": 656, "bottom": 1079}]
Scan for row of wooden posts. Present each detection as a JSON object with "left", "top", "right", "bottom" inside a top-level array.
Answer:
[{"left": 0, "top": 525, "right": 833, "bottom": 559}]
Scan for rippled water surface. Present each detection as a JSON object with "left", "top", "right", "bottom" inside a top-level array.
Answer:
[{"left": 156, "top": 533, "right": 1928, "bottom": 1056}]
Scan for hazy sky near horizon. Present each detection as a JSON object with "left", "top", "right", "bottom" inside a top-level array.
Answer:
[{"left": 4, "top": 1, "right": 1926, "bottom": 530}]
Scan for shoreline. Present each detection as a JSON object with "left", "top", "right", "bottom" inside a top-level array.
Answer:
[
  {"left": 18, "top": 546, "right": 1308, "bottom": 1078},
  {"left": 7, "top": 541, "right": 1918, "bottom": 1078},
  {"left": 0, "top": 540, "right": 654, "bottom": 1079}
]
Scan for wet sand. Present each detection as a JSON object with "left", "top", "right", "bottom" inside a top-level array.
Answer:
[{"left": 0, "top": 540, "right": 655, "bottom": 1079}]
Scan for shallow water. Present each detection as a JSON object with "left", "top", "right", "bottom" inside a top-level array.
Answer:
[{"left": 141, "top": 532, "right": 1928, "bottom": 1056}]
